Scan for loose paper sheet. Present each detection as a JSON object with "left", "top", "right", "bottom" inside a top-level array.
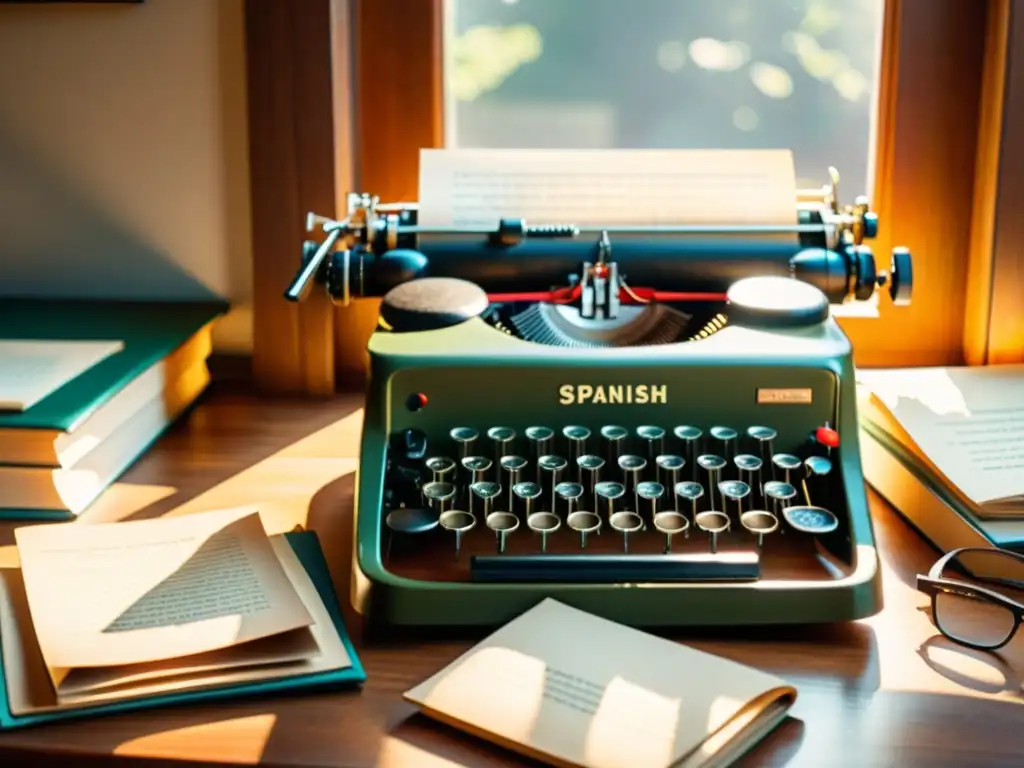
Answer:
[
  {"left": 417, "top": 148, "right": 798, "bottom": 228},
  {"left": 0, "top": 339, "right": 123, "bottom": 411},
  {"left": 0, "top": 535, "right": 353, "bottom": 715},
  {"left": 14, "top": 506, "right": 314, "bottom": 672},
  {"left": 404, "top": 599, "right": 795, "bottom": 768},
  {"left": 858, "top": 365, "right": 1024, "bottom": 507}
]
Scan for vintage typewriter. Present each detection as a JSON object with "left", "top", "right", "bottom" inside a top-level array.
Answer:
[{"left": 285, "top": 167, "right": 913, "bottom": 629}]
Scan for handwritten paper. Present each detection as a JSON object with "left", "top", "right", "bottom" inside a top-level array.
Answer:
[{"left": 417, "top": 148, "right": 798, "bottom": 228}]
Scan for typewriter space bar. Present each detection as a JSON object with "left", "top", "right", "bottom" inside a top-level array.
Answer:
[{"left": 469, "top": 553, "right": 760, "bottom": 583}]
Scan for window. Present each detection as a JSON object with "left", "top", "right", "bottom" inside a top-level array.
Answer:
[
  {"left": 246, "top": 0, "right": 1012, "bottom": 392},
  {"left": 445, "top": 0, "right": 884, "bottom": 201}
]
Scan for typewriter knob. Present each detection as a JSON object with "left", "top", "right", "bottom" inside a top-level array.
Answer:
[
  {"left": 886, "top": 246, "right": 913, "bottom": 306},
  {"left": 726, "top": 276, "right": 829, "bottom": 328},
  {"left": 380, "top": 277, "right": 488, "bottom": 332}
]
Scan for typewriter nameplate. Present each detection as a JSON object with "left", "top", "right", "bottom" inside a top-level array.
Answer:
[{"left": 756, "top": 388, "right": 813, "bottom": 404}]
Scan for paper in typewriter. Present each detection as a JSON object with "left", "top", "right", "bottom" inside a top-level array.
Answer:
[
  {"left": 418, "top": 148, "right": 798, "bottom": 227},
  {"left": 405, "top": 599, "right": 797, "bottom": 768}
]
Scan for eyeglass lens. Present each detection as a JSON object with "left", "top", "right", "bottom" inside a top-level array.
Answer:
[{"left": 934, "top": 549, "right": 1024, "bottom": 648}]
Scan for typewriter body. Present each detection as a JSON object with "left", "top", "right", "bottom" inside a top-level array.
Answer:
[{"left": 286, "top": 166, "right": 913, "bottom": 629}]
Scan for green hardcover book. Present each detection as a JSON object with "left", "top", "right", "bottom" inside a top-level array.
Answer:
[{"left": 0, "top": 300, "right": 226, "bottom": 519}]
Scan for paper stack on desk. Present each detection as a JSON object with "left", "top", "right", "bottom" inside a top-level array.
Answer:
[
  {"left": 0, "top": 300, "right": 223, "bottom": 520},
  {"left": 405, "top": 599, "right": 797, "bottom": 768},
  {"left": 0, "top": 505, "right": 364, "bottom": 729},
  {"left": 858, "top": 364, "right": 1024, "bottom": 551}
]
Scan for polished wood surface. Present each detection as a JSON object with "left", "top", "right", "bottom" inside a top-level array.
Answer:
[{"left": 0, "top": 382, "right": 1021, "bottom": 767}]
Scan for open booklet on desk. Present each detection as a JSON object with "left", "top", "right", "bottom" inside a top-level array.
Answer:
[
  {"left": 405, "top": 599, "right": 797, "bottom": 768},
  {"left": 857, "top": 365, "right": 1024, "bottom": 517},
  {"left": 0, "top": 505, "right": 364, "bottom": 728}
]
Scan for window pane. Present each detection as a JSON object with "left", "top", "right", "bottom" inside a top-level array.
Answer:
[{"left": 445, "top": 0, "right": 884, "bottom": 197}]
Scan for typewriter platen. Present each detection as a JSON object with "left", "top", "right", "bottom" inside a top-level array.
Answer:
[{"left": 286, "top": 167, "right": 913, "bottom": 629}]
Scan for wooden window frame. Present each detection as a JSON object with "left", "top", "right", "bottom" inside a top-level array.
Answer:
[{"left": 245, "top": 0, "right": 1022, "bottom": 393}]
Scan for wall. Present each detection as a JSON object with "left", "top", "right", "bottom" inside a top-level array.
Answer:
[{"left": 0, "top": 0, "right": 252, "bottom": 352}]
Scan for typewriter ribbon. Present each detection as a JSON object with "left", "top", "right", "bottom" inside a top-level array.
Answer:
[{"left": 283, "top": 161, "right": 914, "bottom": 630}]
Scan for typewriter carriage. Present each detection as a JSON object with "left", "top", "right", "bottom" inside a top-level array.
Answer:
[{"left": 286, "top": 169, "right": 911, "bottom": 629}]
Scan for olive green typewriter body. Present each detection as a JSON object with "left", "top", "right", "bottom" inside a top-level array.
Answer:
[{"left": 350, "top": 313, "right": 882, "bottom": 629}]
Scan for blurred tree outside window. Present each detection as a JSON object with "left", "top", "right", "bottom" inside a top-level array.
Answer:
[{"left": 445, "top": 0, "right": 884, "bottom": 197}]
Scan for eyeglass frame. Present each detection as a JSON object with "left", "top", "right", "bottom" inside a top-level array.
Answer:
[{"left": 915, "top": 546, "right": 1024, "bottom": 651}]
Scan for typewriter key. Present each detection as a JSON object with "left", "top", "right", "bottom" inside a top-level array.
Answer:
[
  {"left": 655, "top": 455, "right": 685, "bottom": 491},
  {"left": 771, "top": 453, "right": 801, "bottom": 485},
  {"left": 384, "top": 507, "right": 440, "bottom": 561},
  {"left": 718, "top": 479, "right": 751, "bottom": 522},
  {"left": 804, "top": 455, "right": 833, "bottom": 478},
  {"left": 782, "top": 505, "right": 839, "bottom": 535},
  {"left": 600, "top": 425, "right": 628, "bottom": 464},
  {"left": 555, "top": 481, "right": 585, "bottom": 516},
  {"left": 500, "top": 455, "right": 529, "bottom": 509},
  {"left": 461, "top": 455, "right": 492, "bottom": 483},
  {"left": 538, "top": 455, "right": 568, "bottom": 507},
  {"left": 439, "top": 510, "right": 476, "bottom": 559},
  {"left": 697, "top": 454, "right": 727, "bottom": 508},
  {"left": 486, "top": 511, "right": 519, "bottom": 554},
  {"left": 764, "top": 481, "right": 798, "bottom": 533},
  {"left": 747, "top": 426, "right": 777, "bottom": 476},
  {"left": 609, "top": 511, "right": 644, "bottom": 553},
  {"left": 595, "top": 480, "right": 626, "bottom": 520},
  {"left": 527, "top": 511, "right": 561, "bottom": 553},
  {"left": 450, "top": 427, "right": 479, "bottom": 459},
  {"left": 654, "top": 511, "right": 690, "bottom": 552},
  {"left": 673, "top": 426, "right": 703, "bottom": 478},
  {"left": 801, "top": 455, "right": 832, "bottom": 506},
  {"left": 636, "top": 480, "right": 665, "bottom": 520},
  {"left": 709, "top": 426, "right": 738, "bottom": 462},
  {"left": 512, "top": 481, "right": 543, "bottom": 517},
  {"left": 470, "top": 480, "right": 502, "bottom": 516},
  {"left": 695, "top": 510, "right": 731, "bottom": 554},
  {"left": 487, "top": 426, "right": 516, "bottom": 464},
  {"left": 577, "top": 454, "right": 605, "bottom": 498},
  {"left": 617, "top": 454, "right": 647, "bottom": 498},
  {"left": 674, "top": 481, "right": 704, "bottom": 521},
  {"left": 566, "top": 511, "right": 602, "bottom": 549},
  {"left": 636, "top": 425, "right": 666, "bottom": 459},
  {"left": 563, "top": 425, "right": 591, "bottom": 465},
  {"left": 525, "top": 426, "right": 554, "bottom": 476},
  {"left": 733, "top": 453, "right": 762, "bottom": 492},
  {"left": 740, "top": 510, "right": 779, "bottom": 549},
  {"left": 421, "top": 481, "right": 457, "bottom": 512},
  {"left": 425, "top": 456, "right": 456, "bottom": 482}
]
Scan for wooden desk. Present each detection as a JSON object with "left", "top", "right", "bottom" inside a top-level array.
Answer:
[{"left": 0, "top": 380, "right": 1021, "bottom": 767}]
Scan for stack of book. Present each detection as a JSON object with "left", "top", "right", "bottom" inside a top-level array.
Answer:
[
  {"left": 0, "top": 300, "right": 225, "bottom": 521},
  {"left": 857, "top": 364, "right": 1024, "bottom": 552}
]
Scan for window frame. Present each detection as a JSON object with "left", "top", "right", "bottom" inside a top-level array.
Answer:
[{"left": 245, "top": 0, "right": 1020, "bottom": 392}]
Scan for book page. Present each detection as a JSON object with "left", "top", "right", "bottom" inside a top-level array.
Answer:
[
  {"left": 0, "top": 339, "right": 123, "bottom": 412},
  {"left": 404, "top": 599, "right": 795, "bottom": 768},
  {"left": 858, "top": 365, "right": 1024, "bottom": 506},
  {"left": 417, "top": 148, "right": 798, "bottom": 228},
  {"left": 14, "top": 506, "right": 313, "bottom": 672},
  {"left": 1, "top": 535, "right": 354, "bottom": 716}
]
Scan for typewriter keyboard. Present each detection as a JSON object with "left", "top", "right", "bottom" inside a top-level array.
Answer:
[{"left": 380, "top": 422, "right": 852, "bottom": 583}]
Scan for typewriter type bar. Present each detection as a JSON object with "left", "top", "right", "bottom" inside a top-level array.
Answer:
[{"left": 469, "top": 552, "right": 760, "bottom": 583}]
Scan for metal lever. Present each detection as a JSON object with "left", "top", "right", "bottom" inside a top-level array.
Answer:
[{"left": 284, "top": 224, "right": 344, "bottom": 302}]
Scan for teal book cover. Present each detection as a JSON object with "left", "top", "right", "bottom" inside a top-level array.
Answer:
[
  {"left": 0, "top": 531, "right": 366, "bottom": 730},
  {"left": 0, "top": 299, "right": 226, "bottom": 432}
]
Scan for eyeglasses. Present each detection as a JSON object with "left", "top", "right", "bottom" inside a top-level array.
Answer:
[{"left": 917, "top": 547, "right": 1024, "bottom": 650}]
